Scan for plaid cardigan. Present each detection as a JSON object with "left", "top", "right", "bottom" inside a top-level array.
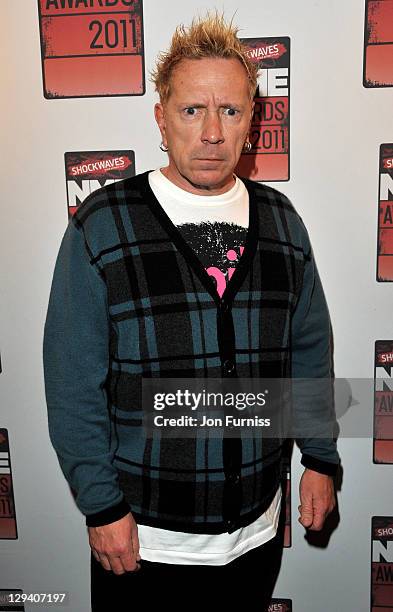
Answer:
[{"left": 43, "top": 171, "right": 340, "bottom": 534}]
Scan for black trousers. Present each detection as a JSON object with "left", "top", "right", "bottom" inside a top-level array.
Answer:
[{"left": 91, "top": 498, "right": 285, "bottom": 610}]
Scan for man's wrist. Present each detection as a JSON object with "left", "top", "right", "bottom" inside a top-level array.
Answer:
[
  {"left": 301, "top": 453, "right": 339, "bottom": 477},
  {"left": 85, "top": 497, "right": 130, "bottom": 527}
]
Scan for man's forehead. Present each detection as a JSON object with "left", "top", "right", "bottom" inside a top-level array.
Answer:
[
  {"left": 171, "top": 56, "right": 248, "bottom": 78},
  {"left": 168, "top": 57, "right": 250, "bottom": 99}
]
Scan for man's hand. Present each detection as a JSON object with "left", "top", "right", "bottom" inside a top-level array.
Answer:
[
  {"left": 88, "top": 512, "right": 141, "bottom": 574},
  {"left": 298, "top": 468, "right": 336, "bottom": 531}
]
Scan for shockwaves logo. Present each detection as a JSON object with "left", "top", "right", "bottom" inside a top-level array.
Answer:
[
  {"left": 374, "top": 341, "right": 393, "bottom": 464},
  {"left": 65, "top": 150, "right": 135, "bottom": 216},
  {"left": 377, "top": 144, "right": 393, "bottom": 282},
  {"left": 246, "top": 43, "right": 287, "bottom": 62},
  {"left": 0, "top": 429, "right": 17, "bottom": 540},
  {"left": 371, "top": 517, "right": 393, "bottom": 611},
  {"left": 237, "top": 36, "right": 290, "bottom": 182},
  {"left": 37, "top": 0, "right": 145, "bottom": 98},
  {"left": 268, "top": 600, "right": 292, "bottom": 611},
  {"left": 364, "top": 0, "right": 393, "bottom": 87}
]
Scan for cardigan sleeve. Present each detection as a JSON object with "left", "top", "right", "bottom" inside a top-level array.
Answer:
[
  {"left": 43, "top": 219, "right": 130, "bottom": 526},
  {"left": 291, "top": 237, "right": 341, "bottom": 477}
]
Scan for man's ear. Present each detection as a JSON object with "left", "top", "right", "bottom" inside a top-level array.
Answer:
[{"left": 154, "top": 102, "right": 168, "bottom": 148}]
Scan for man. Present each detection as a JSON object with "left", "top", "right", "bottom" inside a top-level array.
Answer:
[{"left": 43, "top": 14, "right": 339, "bottom": 610}]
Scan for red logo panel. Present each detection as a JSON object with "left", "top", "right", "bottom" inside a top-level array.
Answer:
[
  {"left": 65, "top": 149, "right": 135, "bottom": 217},
  {"left": 237, "top": 37, "right": 290, "bottom": 182},
  {"left": 38, "top": 0, "right": 145, "bottom": 98},
  {"left": 371, "top": 517, "right": 393, "bottom": 610},
  {"left": 377, "top": 145, "right": 393, "bottom": 282},
  {"left": 0, "top": 429, "right": 17, "bottom": 540},
  {"left": 364, "top": 0, "right": 393, "bottom": 87},
  {"left": 374, "top": 341, "right": 393, "bottom": 463}
]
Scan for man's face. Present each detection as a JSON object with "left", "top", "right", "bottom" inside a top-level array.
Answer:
[{"left": 154, "top": 57, "right": 254, "bottom": 195}]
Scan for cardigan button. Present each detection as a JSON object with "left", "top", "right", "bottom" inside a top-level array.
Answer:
[
  {"left": 220, "top": 300, "right": 230, "bottom": 313},
  {"left": 223, "top": 359, "right": 235, "bottom": 375},
  {"left": 227, "top": 473, "right": 240, "bottom": 485}
]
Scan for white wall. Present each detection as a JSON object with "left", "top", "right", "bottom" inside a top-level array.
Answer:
[{"left": 1, "top": 1, "right": 392, "bottom": 610}]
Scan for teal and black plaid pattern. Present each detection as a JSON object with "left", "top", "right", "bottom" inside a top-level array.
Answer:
[{"left": 72, "top": 171, "right": 309, "bottom": 533}]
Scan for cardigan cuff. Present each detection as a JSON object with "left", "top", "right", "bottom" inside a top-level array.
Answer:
[
  {"left": 301, "top": 453, "right": 339, "bottom": 477},
  {"left": 85, "top": 497, "right": 131, "bottom": 527}
]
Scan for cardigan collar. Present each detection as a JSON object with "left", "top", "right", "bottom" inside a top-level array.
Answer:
[{"left": 138, "top": 170, "right": 259, "bottom": 309}]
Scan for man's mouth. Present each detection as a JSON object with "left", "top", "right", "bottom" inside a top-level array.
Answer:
[{"left": 195, "top": 158, "right": 225, "bottom": 162}]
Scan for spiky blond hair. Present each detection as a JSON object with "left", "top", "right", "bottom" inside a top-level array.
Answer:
[{"left": 151, "top": 12, "right": 258, "bottom": 102}]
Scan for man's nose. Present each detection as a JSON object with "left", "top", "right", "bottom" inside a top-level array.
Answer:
[{"left": 201, "top": 110, "right": 224, "bottom": 144}]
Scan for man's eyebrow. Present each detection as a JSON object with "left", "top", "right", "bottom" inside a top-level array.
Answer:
[
  {"left": 176, "top": 103, "right": 206, "bottom": 108},
  {"left": 176, "top": 102, "right": 244, "bottom": 108},
  {"left": 218, "top": 102, "right": 244, "bottom": 108}
]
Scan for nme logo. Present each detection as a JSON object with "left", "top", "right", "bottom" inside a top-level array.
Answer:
[
  {"left": 377, "top": 144, "right": 393, "bottom": 282},
  {"left": 371, "top": 517, "right": 393, "bottom": 610},
  {"left": 65, "top": 150, "right": 135, "bottom": 217},
  {"left": 374, "top": 341, "right": 393, "bottom": 464},
  {"left": 237, "top": 36, "right": 290, "bottom": 182}
]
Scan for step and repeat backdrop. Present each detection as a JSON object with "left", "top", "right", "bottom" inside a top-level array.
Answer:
[{"left": 1, "top": 1, "right": 392, "bottom": 610}]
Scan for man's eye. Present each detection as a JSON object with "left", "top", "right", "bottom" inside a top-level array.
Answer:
[
  {"left": 223, "top": 108, "right": 238, "bottom": 116},
  {"left": 184, "top": 107, "right": 197, "bottom": 115}
]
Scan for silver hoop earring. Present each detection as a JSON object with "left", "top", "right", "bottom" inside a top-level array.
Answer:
[
  {"left": 159, "top": 142, "right": 169, "bottom": 153},
  {"left": 243, "top": 140, "right": 252, "bottom": 153}
]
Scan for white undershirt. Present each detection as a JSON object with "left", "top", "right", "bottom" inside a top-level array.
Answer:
[
  {"left": 148, "top": 168, "right": 249, "bottom": 226},
  {"left": 135, "top": 169, "right": 282, "bottom": 565}
]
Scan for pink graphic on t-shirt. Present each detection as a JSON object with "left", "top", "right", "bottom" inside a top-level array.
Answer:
[{"left": 206, "top": 245, "right": 245, "bottom": 297}]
